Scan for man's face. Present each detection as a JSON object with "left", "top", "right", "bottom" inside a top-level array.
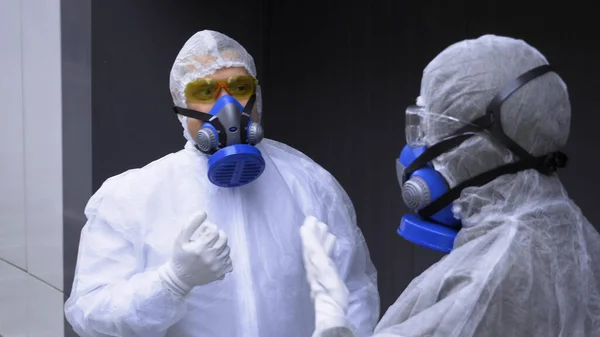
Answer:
[{"left": 185, "top": 66, "right": 259, "bottom": 141}]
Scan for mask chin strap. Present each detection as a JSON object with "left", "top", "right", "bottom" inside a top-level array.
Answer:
[
  {"left": 239, "top": 94, "right": 256, "bottom": 145},
  {"left": 172, "top": 94, "right": 257, "bottom": 154},
  {"left": 404, "top": 64, "right": 569, "bottom": 220}
]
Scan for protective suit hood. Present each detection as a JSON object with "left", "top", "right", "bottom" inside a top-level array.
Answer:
[
  {"left": 169, "top": 30, "right": 263, "bottom": 144},
  {"left": 419, "top": 35, "right": 570, "bottom": 189}
]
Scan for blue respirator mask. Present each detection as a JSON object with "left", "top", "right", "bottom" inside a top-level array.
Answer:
[
  {"left": 396, "top": 65, "right": 569, "bottom": 253},
  {"left": 173, "top": 94, "right": 265, "bottom": 188}
]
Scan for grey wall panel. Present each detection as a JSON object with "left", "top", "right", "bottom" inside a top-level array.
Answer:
[{"left": 61, "top": 0, "right": 92, "bottom": 336}]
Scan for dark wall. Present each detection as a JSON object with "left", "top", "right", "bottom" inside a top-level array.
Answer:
[
  {"left": 62, "top": 0, "right": 91, "bottom": 336},
  {"left": 66, "top": 2, "right": 600, "bottom": 334}
]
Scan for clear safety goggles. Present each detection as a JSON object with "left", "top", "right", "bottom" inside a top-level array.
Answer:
[
  {"left": 405, "top": 105, "right": 480, "bottom": 146},
  {"left": 405, "top": 105, "right": 427, "bottom": 146}
]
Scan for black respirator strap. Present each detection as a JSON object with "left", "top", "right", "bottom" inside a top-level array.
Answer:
[
  {"left": 243, "top": 94, "right": 257, "bottom": 115},
  {"left": 240, "top": 94, "right": 257, "bottom": 144},
  {"left": 404, "top": 133, "right": 475, "bottom": 181},
  {"left": 411, "top": 64, "right": 565, "bottom": 220},
  {"left": 239, "top": 95, "right": 254, "bottom": 144},
  {"left": 173, "top": 106, "right": 211, "bottom": 121},
  {"left": 173, "top": 106, "right": 227, "bottom": 153},
  {"left": 483, "top": 65, "right": 555, "bottom": 162},
  {"left": 240, "top": 115, "right": 250, "bottom": 144},
  {"left": 417, "top": 151, "right": 568, "bottom": 219}
]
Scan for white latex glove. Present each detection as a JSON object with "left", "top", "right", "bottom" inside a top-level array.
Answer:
[
  {"left": 159, "top": 211, "right": 233, "bottom": 297},
  {"left": 300, "top": 216, "right": 355, "bottom": 337}
]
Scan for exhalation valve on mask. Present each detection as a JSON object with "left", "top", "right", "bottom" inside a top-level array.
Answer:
[
  {"left": 173, "top": 94, "right": 266, "bottom": 188},
  {"left": 396, "top": 64, "right": 569, "bottom": 254}
]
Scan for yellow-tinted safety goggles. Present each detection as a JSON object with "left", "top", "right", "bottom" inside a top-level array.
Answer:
[{"left": 185, "top": 75, "right": 258, "bottom": 103}]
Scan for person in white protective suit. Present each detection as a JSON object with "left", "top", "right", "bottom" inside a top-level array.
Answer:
[
  {"left": 299, "top": 35, "right": 600, "bottom": 337},
  {"left": 64, "top": 30, "right": 380, "bottom": 337}
]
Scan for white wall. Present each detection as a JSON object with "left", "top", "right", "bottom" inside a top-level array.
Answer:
[{"left": 0, "top": 0, "right": 64, "bottom": 336}]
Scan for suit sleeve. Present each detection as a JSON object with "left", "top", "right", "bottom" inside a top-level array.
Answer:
[
  {"left": 326, "top": 189, "right": 380, "bottom": 337},
  {"left": 64, "top": 181, "right": 187, "bottom": 337}
]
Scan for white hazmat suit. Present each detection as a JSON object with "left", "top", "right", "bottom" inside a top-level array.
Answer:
[
  {"left": 64, "top": 30, "right": 380, "bottom": 337},
  {"left": 301, "top": 35, "right": 600, "bottom": 337}
]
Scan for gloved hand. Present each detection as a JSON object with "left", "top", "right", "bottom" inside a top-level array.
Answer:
[
  {"left": 300, "top": 216, "right": 353, "bottom": 336},
  {"left": 159, "top": 211, "right": 233, "bottom": 297}
]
